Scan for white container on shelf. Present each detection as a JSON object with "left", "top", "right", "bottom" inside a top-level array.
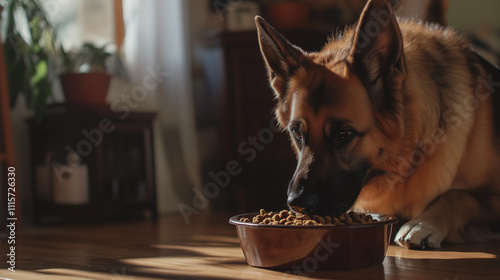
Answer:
[{"left": 52, "top": 164, "right": 90, "bottom": 205}]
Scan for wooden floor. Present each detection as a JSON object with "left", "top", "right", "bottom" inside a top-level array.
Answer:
[{"left": 1, "top": 211, "right": 500, "bottom": 280}]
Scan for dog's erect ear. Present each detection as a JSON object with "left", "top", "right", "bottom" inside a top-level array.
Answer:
[
  {"left": 255, "top": 16, "right": 304, "bottom": 95},
  {"left": 255, "top": 16, "right": 305, "bottom": 129},
  {"left": 348, "top": 0, "right": 406, "bottom": 115}
]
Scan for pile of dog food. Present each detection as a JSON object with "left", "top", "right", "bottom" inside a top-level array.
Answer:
[{"left": 239, "top": 209, "right": 378, "bottom": 226}]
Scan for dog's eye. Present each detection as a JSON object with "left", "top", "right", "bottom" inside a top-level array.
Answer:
[
  {"left": 337, "top": 130, "right": 354, "bottom": 143},
  {"left": 292, "top": 129, "right": 303, "bottom": 141}
]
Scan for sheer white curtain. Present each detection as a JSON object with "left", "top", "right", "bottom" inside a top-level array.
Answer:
[{"left": 121, "top": 0, "right": 202, "bottom": 213}]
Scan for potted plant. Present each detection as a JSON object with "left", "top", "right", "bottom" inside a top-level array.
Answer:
[
  {"left": 59, "top": 42, "right": 126, "bottom": 106},
  {"left": 3, "top": 0, "right": 57, "bottom": 120}
]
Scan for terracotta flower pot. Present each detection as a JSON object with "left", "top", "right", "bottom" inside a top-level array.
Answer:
[
  {"left": 267, "top": 1, "right": 310, "bottom": 30},
  {"left": 60, "top": 72, "right": 111, "bottom": 106}
]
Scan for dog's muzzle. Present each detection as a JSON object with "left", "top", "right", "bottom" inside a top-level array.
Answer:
[{"left": 287, "top": 191, "right": 318, "bottom": 213}]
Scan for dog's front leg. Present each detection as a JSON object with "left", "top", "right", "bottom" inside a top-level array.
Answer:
[{"left": 395, "top": 190, "right": 500, "bottom": 249}]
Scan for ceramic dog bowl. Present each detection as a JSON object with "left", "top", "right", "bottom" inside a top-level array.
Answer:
[{"left": 229, "top": 212, "right": 398, "bottom": 270}]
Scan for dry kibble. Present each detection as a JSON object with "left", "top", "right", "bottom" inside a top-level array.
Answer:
[
  {"left": 304, "top": 220, "right": 316, "bottom": 225},
  {"left": 279, "top": 210, "right": 289, "bottom": 219},
  {"left": 312, "top": 215, "right": 326, "bottom": 224},
  {"left": 351, "top": 212, "right": 363, "bottom": 223},
  {"left": 245, "top": 210, "right": 378, "bottom": 226},
  {"left": 295, "top": 213, "right": 310, "bottom": 221},
  {"left": 325, "top": 216, "right": 332, "bottom": 224}
]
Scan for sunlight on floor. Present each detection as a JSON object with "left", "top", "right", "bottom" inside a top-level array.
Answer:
[
  {"left": 6, "top": 268, "right": 143, "bottom": 280},
  {"left": 150, "top": 243, "right": 243, "bottom": 258},
  {"left": 184, "top": 234, "right": 240, "bottom": 244},
  {"left": 120, "top": 241, "right": 296, "bottom": 280},
  {"left": 386, "top": 246, "right": 498, "bottom": 260},
  {"left": 120, "top": 256, "right": 291, "bottom": 280}
]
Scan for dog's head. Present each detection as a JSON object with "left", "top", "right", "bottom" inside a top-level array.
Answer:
[{"left": 256, "top": 0, "right": 407, "bottom": 215}]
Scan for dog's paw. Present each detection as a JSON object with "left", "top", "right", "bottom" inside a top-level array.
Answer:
[{"left": 394, "top": 220, "right": 445, "bottom": 249}]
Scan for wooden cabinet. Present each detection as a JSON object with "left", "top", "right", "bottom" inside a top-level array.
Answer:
[
  {"left": 29, "top": 104, "right": 157, "bottom": 224},
  {"left": 203, "top": 30, "right": 329, "bottom": 213}
]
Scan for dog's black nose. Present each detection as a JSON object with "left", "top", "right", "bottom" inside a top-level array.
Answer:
[{"left": 287, "top": 193, "right": 318, "bottom": 213}]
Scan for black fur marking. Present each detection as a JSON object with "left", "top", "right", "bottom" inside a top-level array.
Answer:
[
  {"left": 422, "top": 48, "right": 449, "bottom": 129},
  {"left": 279, "top": 66, "right": 299, "bottom": 101},
  {"left": 280, "top": 77, "right": 290, "bottom": 101},
  {"left": 307, "top": 79, "right": 326, "bottom": 114},
  {"left": 466, "top": 49, "right": 482, "bottom": 84}
]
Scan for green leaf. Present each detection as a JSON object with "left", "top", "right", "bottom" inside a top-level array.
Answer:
[
  {"left": 4, "top": 33, "right": 28, "bottom": 108},
  {"left": 6, "top": 0, "right": 20, "bottom": 35},
  {"left": 31, "top": 0, "right": 52, "bottom": 27},
  {"left": 29, "top": 15, "right": 41, "bottom": 44},
  {"left": 31, "top": 60, "right": 48, "bottom": 85},
  {"left": 41, "top": 29, "right": 56, "bottom": 53},
  {"left": 3, "top": 0, "right": 63, "bottom": 119},
  {"left": 33, "top": 77, "right": 52, "bottom": 122},
  {"left": 60, "top": 43, "right": 74, "bottom": 72},
  {"left": 23, "top": 64, "right": 34, "bottom": 109}
]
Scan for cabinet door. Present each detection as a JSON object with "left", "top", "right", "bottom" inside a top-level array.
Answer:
[{"left": 102, "top": 124, "right": 154, "bottom": 203}]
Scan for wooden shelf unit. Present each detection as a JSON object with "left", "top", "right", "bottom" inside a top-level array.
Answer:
[{"left": 28, "top": 104, "right": 157, "bottom": 225}]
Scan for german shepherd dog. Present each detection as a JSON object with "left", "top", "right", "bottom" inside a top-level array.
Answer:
[{"left": 255, "top": 0, "right": 500, "bottom": 249}]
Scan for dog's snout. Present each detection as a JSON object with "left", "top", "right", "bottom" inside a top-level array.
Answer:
[{"left": 287, "top": 192, "right": 318, "bottom": 213}]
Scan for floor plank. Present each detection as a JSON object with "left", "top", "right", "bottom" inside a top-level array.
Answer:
[{"left": 1, "top": 211, "right": 499, "bottom": 279}]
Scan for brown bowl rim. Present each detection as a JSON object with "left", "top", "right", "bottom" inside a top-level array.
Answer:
[{"left": 229, "top": 212, "right": 398, "bottom": 229}]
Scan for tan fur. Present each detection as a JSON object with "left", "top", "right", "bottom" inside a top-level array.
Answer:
[{"left": 256, "top": 0, "right": 500, "bottom": 249}]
